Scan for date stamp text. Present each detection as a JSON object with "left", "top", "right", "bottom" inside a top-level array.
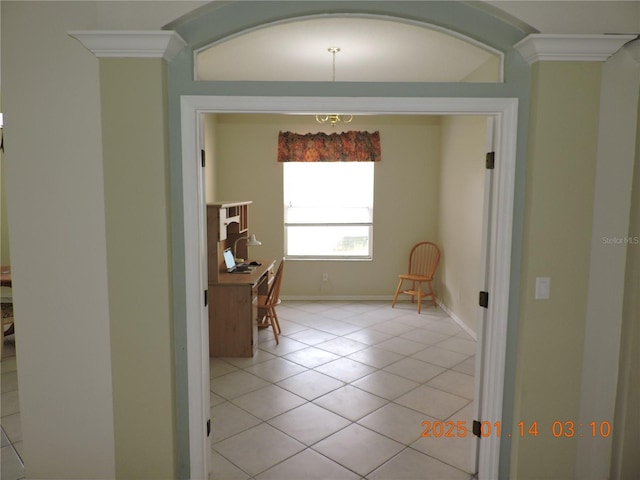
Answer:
[{"left": 421, "top": 420, "right": 612, "bottom": 438}]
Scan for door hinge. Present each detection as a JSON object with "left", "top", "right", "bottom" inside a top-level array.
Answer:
[
  {"left": 479, "top": 291, "right": 489, "bottom": 309},
  {"left": 201, "top": 149, "right": 206, "bottom": 168},
  {"left": 207, "top": 419, "right": 211, "bottom": 437},
  {"left": 204, "top": 289, "right": 208, "bottom": 307},
  {"left": 473, "top": 420, "right": 482, "bottom": 438},
  {"left": 486, "top": 151, "right": 495, "bottom": 170}
]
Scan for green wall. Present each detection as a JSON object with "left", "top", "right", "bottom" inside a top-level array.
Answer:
[
  {"left": 511, "top": 61, "right": 601, "bottom": 479},
  {"left": 100, "top": 58, "right": 177, "bottom": 479}
]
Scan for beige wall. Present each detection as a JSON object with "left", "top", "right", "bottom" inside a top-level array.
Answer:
[
  {"left": 437, "top": 116, "right": 486, "bottom": 333},
  {"left": 210, "top": 113, "right": 489, "bottom": 333},
  {"left": 100, "top": 58, "right": 176, "bottom": 479},
  {"left": 511, "top": 61, "right": 602, "bottom": 479},
  {"left": 610, "top": 94, "right": 640, "bottom": 480},
  {"left": 464, "top": 55, "right": 502, "bottom": 83},
  {"left": 203, "top": 113, "right": 217, "bottom": 203},
  {"left": 211, "top": 114, "right": 442, "bottom": 298},
  {"left": 3, "top": 4, "right": 116, "bottom": 478},
  {"left": 488, "top": 1, "right": 640, "bottom": 34},
  {"left": 576, "top": 44, "right": 640, "bottom": 479},
  {"left": 1, "top": 2, "right": 200, "bottom": 478}
]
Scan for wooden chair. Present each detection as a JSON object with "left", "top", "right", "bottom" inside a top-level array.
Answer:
[
  {"left": 392, "top": 242, "right": 441, "bottom": 313},
  {"left": 257, "top": 258, "right": 285, "bottom": 344}
]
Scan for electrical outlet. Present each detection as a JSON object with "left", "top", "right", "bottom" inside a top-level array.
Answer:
[{"left": 322, "top": 273, "right": 329, "bottom": 282}]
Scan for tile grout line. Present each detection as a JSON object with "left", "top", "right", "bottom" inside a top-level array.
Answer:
[
  {"left": 1, "top": 421, "right": 24, "bottom": 469},
  {"left": 210, "top": 302, "right": 477, "bottom": 479}
]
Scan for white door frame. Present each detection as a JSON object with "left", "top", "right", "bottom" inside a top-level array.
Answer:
[
  {"left": 470, "top": 116, "right": 498, "bottom": 474},
  {"left": 180, "top": 95, "right": 518, "bottom": 479}
]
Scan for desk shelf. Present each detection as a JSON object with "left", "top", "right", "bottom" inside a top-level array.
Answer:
[{"left": 207, "top": 201, "right": 252, "bottom": 283}]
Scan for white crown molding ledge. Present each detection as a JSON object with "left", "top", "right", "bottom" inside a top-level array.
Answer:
[
  {"left": 514, "top": 34, "right": 637, "bottom": 64},
  {"left": 624, "top": 37, "right": 640, "bottom": 64},
  {"left": 69, "top": 31, "right": 186, "bottom": 61}
]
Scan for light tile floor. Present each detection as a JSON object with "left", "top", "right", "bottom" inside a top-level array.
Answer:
[
  {"left": 0, "top": 301, "right": 477, "bottom": 480},
  {"left": 1, "top": 335, "right": 24, "bottom": 480},
  {"left": 210, "top": 301, "right": 477, "bottom": 480}
]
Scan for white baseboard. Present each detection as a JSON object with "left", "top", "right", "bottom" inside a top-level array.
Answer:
[
  {"left": 281, "top": 295, "right": 457, "bottom": 303},
  {"left": 281, "top": 295, "right": 477, "bottom": 340},
  {"left": 437, "top": 300, "right": 477, "bottom": 341},
  {"left": 281, "top": 295, "right": 395, "bottom": 302}
]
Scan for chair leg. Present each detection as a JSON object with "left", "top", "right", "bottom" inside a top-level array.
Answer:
[
  {"left": 269, "top": 308, "right": 279, "bottom": 344},
  {"left": 272, "top": 309, "right": 282, "bottom": 334},
  {"left": 428, "top": 281, "right": 436, "bottom": 307},
  {"left": 417, "top": 282, "right": 423, "bottom": 313},
  {"left": 391, "top": 278, "right": 404, "bottom": 308}
]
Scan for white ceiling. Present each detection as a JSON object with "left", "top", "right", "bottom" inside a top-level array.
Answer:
[{"left": 196, "top": 17, "right": 500, "bottom": 82}]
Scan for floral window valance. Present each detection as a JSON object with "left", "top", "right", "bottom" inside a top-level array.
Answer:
[{"left": 277, "top": 131, "right": 381, "bottom": 162}]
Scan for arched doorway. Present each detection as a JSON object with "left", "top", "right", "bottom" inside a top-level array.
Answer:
[{"left": 166, "top": 4, "right": 531, "bottom": 478}]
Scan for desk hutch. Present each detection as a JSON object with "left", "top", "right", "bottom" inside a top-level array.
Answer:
[{"left": 207, "top": 202, "right": 274, "bottom": 357}]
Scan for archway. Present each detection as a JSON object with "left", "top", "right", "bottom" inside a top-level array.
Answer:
[{"left": 166, "top": 3, "right": 531, "bottom": 478}]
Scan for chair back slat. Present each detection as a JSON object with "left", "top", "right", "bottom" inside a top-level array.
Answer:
[
  {"left": 266, "top": 258, "right": 285, "bottom": 306},
  {"left": 408, "top": 242, "right": 440, "bottom": 279}
]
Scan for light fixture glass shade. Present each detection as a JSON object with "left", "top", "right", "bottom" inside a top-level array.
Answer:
[{"left": 316, "top": 114, "right": 354, "bottom": 127}]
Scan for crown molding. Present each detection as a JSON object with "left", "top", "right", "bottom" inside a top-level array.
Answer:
[
  {"left": 69, "top": 31, "right": 186, "bottom": 61},
  {"left": 624, "top": 38, "right": 640, "bottom": 64},
  {"left": 514, "top": 34, "right": 637, "bottom": 64}
]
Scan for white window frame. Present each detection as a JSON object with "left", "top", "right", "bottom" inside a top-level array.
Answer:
[{"left": 283, "top": 161, "right": 374, "bottom": 260}]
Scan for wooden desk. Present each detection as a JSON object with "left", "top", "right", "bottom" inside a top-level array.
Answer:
[
  {"left": 208, "top": 259, "right": 275, "bottom": 357},
  {"left": 0, "top": 266, "right": 11, "bottom": 287}
]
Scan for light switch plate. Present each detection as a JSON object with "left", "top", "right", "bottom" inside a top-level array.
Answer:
[{"left": 535, "top": 277, "right": 550, "bottom": 300}]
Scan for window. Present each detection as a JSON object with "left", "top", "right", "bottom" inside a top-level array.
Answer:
[{"left": 284, "top": 162, "right": 374, "bottom": 259}]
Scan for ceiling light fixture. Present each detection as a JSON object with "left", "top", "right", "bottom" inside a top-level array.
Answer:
[{"left": 316, "top": 47, "right": 353, "bottom": 127}]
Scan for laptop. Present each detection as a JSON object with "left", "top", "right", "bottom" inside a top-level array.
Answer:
[{"left": 223, "top": 248, "right": 252, "bottom": 274}]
